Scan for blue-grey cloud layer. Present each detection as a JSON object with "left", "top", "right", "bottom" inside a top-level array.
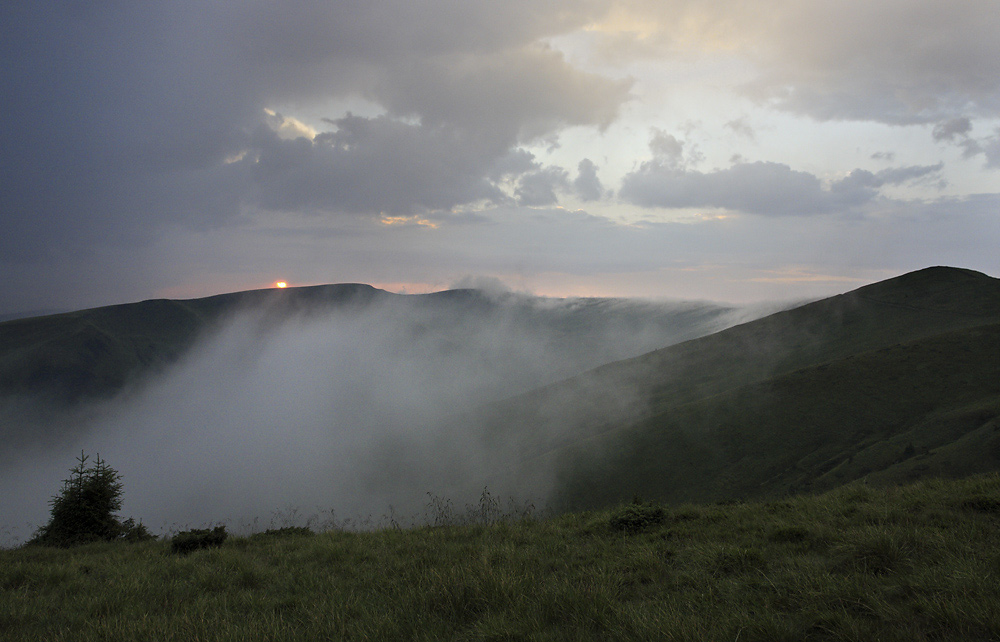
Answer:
[
  {"left": 2, "top": 0, "right": 999, "bottom": 313},
  {"left": 1, "top": 1, "right": 627, "bottom": 258}
]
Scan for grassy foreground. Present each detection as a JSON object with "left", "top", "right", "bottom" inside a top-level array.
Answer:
[{"left": 4, "top": 476, "right": 1000, "bottom": 641}]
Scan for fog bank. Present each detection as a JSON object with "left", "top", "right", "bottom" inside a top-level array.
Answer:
[{"left": 0, "top": 291, "right": 762, "bottom": 545}]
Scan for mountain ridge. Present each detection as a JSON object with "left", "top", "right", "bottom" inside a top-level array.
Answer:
[
  {"left": 0, "top": 280, "right": 738, "bottom": 409},
  {"left": 3, "top": 266, "right": 999, "bottom": 517},
  {"left": 460, "top": 266, "right": 1000, "bottom": 508}
]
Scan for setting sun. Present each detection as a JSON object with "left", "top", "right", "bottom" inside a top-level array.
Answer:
[{"left": 275, "top": 281, "right": 287, "bottom": 288}]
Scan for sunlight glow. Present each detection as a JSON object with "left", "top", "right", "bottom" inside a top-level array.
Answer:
[
  {"left": 275, "top": 281, "right": 288, "bottom": 288},
  {"left": 379, "top": 215, "right": 440, "bottom": 229}
]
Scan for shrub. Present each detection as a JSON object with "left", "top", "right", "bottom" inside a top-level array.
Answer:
[
  {"left": 251, "top": 526, "right": 314, "bottom": 540},
  {"left": 171, "top": 526, "right": 228, "bottom": 554},
  {"left": 609, "top": 498, "right": 666, "bottom": 533},
  {"left": 28, "top": 451, "right": 153, "bottom": 547}
]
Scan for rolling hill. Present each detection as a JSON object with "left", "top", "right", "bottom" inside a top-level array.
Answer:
[
  {"left": 3, "top": 266, "right": 999, "bottom": 522},
  {"left": 469, "top": 266, "right": 1000, "bottom": 509},
  {"left": 0, "top": 284, "right": 394, "bottom": 405},
  {"left": 0, "top": 284, "right": 740, "bottom": 408}
]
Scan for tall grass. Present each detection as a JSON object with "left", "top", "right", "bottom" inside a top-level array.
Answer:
[{"left": 3, "top": 475, "right": 1000, "bottom": 640}]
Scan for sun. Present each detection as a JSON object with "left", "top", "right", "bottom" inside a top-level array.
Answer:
[{"left": 275, "top": 281, "right": 288, "bottom": 288}]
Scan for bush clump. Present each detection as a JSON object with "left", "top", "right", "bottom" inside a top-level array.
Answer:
[
  {"left": 28, "top": 451, "right": 153, "bottom": 547},
  {"left": 251, "top": 526, "right": 314, "bottom": 540},
  {"left": 609, "top": 498, "right": 667, "bottom": 533},
  {"left": 171, "top": 526, "right": 228, "bottom": 554}
]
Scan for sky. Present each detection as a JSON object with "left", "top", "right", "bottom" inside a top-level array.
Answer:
[{"left": 3, "top": 0, "right": 999, "bottom": 314}]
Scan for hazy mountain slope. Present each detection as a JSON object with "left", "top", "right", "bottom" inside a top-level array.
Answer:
[
  {"left": 0, "top": 283, "right": 740, "bottom": 407},
  {"left": 0, "top": 284, "right": 388, "bottom": 404},
  {"left": 471, "top": 267, "right": 1000, "bottom": 507},
  {"left": 550, "top": 321, "right": 1000, "bottom": 509},
  {"left": 0, "top": 284, "right": 747, "bottom": 539}
]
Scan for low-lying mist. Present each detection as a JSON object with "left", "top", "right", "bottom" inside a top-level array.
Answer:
[{"left": 0, "top": 289, "right": 764, "bottom": 545}]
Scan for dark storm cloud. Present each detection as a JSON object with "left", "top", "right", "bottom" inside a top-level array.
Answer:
[
  {"left": 620, "top": 159, "right": 944, "bottom": 216},
  {"left": 249, "top": 116, "right": 510, "bottom": 214},
  {"left": 0, "top": 1, "right": 627, "bottom": 262}
]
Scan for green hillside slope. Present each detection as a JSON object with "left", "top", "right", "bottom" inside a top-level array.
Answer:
[
  {"left": 476, "top": 267, "right": 1000, "bottom": 508},
  {"left": 551, "top": 321, "right": 1000, "bottom": 509},
  {"left": 0, "top": 284, "right": 385, "bottom": 404}
]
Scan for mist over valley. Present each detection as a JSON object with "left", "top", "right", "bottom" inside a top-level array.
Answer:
[
  {"left": 3, "top": 266, "right": 1000, "bottom": 548},
  {"left": 0, "top": 283, "right": 755, "bottom": 544}
]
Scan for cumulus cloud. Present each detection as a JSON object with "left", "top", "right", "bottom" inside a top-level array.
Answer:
[
  {"left": 573, "top": 159, "right": 605, "bottom": 201},
  {"left": 514, "top": 167, "right": 571, "bottom": 207},
  {"left": 649, "top": 130, "right": 687, "bottom": 167},
  {"left": 620, "top": 158, "right": 944, "bottom": 216}
]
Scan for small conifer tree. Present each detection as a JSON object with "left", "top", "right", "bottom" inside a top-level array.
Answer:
[{"left": 29, "top": 451, "right": 152, "bottom": 546}]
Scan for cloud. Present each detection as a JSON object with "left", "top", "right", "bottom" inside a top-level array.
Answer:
[
  {"left": 649, "top": 130, "right": 686, "bottom": 166},
  {"left": 867, "top": 164, "right": 945, "bottom": 186},
  {"left": 926, "top": 116, "right": 1000, "bottom": 168},
  {"left": 374, "top": 44, "right": 632, "bottom": 145},
  {"left": 932, "top": 117, "right": 973, "bottom": 142},
  {"left": 589, "top": 0, "right": 1000, "bottom": 125},
  {"left": 0, "top": 1, "right": 629, "bottom": 262},
  {"left": 620, "top": 161, "right": 828, "bottom": 215},
  {"left": 249, "top": 115, "right": 513, "bottom": 215},
  {"left": 982, "top": 133, "right": 1000, "bottom": 168},
  {"left": 573, "top": 159, "right": 605, "bottom": 201},
  {"left": 620, "top": 158, "right": 944, "bottom": 216},
  {"left": 725, "top": 118, "right": 756, "bottom": 140},
  {"left": 514, "top": 167, "right": 571, "bottom": 207},
  {"left": 744, "top": 1, "right": 1000, "bottom": 124}
]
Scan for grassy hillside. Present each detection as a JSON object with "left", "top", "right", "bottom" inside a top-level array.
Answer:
[
  {"left": 0, "top": 284, "right": 387, "bottom": 405},
  {"left": 3, "top": 474, "right": 1000, "bottom": 641},
  {"left": 474, "top": 267, "right": 1000, "bottom": 508},
  {"left": 552, "top": 321, "right": 1000, "bottom": 509}
]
